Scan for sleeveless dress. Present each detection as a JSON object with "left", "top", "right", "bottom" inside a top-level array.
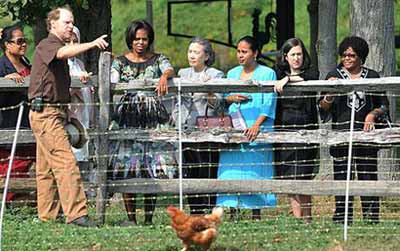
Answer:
[{"left": 109, "top": 54, "right": 178, "bottom": 180}]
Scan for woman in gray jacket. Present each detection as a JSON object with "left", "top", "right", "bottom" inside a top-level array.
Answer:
[{"left": 173, "top": 37, "right": 224, "bottom": 214}]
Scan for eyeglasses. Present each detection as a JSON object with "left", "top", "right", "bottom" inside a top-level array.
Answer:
[
  {"left": 341, "top": 53, "right": 357, "bottom": 59},
  {"left": 8, "top": 37, "right": 27, "bottom": 46}
]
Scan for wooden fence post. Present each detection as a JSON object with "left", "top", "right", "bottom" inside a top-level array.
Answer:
[{"left": 96, "top": 52, "right": 111, "bottom": 224}]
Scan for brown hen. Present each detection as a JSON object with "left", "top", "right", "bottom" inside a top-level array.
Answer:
[{"left": 166, "top": 206, "right": 224, "bottom": 251}]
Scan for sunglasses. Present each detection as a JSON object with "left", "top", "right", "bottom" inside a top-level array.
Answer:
[
  {"left": 8, "top": 37, "right": 27, "bottom": 46},
  {"left": 341, "top": 53, "right": 357, "bottom": 59}
]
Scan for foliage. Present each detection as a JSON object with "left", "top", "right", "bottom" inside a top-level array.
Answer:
[
  {"left": 2, "top": 0, "right": 398, "bottom": 72},
  {"left": 0, "top": 0, "right": 90, "bottom": 25},
  {"left": 111, "top": 0, "right": 280, "bottom": 71},
  {"left": 110, "top": 0, "right": 400, "bottom": 72}
]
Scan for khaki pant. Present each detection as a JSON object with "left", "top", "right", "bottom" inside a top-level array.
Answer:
[{"left": 29, "top": 106, "right": 87, "bottom": 223}]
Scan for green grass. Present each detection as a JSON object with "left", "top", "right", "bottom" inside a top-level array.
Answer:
[{"left": 3, "top": 196, "right": 400, "bottom": 251}]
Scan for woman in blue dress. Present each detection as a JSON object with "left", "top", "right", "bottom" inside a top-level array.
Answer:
[{"left": 217, "top": 36, "right": 277, "bottom": 220}]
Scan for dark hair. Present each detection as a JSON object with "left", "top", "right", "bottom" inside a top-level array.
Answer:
[
  {"left": 125, "top": 19, "right": 154, "bottom": 50},
  {"left": 338, "top": 36, "right": 369, "bottom": 64},
  {"left": 189, "top": 37, "right": 216, "bottom": 66},
  {"left": 46, "top": 5, "right": 73, "bottom": 32},
  {"left": 237, "top": 36, "right": 260, "bottom": 59},
  {"left": 276, "top": 37, "right": 311, "bottom": 72},
  {"left": 0, "top": 22, "right": 24, "bottom": 51}
]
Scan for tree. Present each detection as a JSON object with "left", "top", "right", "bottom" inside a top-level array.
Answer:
[
  {"left": 316, "top": 0, "right": 337, "bottom": 79},
  {"left": 307, "top": 0, "right": 319, "bottom": 72},
  {"left": 0, "top": 0, "right": 111, "bottom": 74},
  {"left": 316, "top": 0, "right": 337, "bottom": 179},
  {"left": 350, "top": 0, "right": 396, "bottom": 77},
  {"left": 72, "top": 0, "right": 112, "bottom": 74},
  {"left": 350, "top": 0, "right": 397, "bottom": 180}
]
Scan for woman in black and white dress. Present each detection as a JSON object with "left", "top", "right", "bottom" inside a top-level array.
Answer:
[{"left": 319, "top": 36, "right": 390, "bottom": 224}]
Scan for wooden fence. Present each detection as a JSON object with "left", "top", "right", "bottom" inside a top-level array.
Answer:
[{"left": 0, "top": 52, "right": 399, "bottom": 224}]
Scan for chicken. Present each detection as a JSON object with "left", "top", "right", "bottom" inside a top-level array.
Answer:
[{"left": 166, "top": 206, "right": 224, "bottom": 251}]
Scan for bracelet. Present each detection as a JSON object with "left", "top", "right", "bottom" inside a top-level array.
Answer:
[{"left": 323, "top": 96, "right": 334, "bottom": 104}]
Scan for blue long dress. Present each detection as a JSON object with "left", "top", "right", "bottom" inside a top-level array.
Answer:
[{"left": 216, "top": 64, "right": 277, "bottom": 209}]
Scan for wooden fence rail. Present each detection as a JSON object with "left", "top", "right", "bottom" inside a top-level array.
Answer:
[
  {"left": 113, "top": 76, "right": 400, "bottom": 93},
  {"left": 2, "top": 178, "right": 400, "bottom": 197},
  {"left": 106, "top": 179, "right": 400, "bottom": 197},
  {"left": 1, "top": 127, "right": 399, "bottom": 146}
]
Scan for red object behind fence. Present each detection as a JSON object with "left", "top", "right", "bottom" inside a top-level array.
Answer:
[{"left": 0, "top": 147, "right": 35, "bottom": 201}]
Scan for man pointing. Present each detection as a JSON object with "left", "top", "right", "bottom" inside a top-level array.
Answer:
[{"left": 28, "top": 5, "right": 108, "bottom": 227}]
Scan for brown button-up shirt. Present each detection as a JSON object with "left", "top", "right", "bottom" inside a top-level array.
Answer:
[{"left": 28, "top": 33, "right": 71, "bottom": 103}]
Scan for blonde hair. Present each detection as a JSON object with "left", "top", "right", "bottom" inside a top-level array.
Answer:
[{"left": 46, "top": 5, "right": 73, "bottom": 32}]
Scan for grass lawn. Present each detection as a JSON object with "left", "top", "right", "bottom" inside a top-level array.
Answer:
[{"left": 3, "top": 195, "right": 400, "bottom": 251}]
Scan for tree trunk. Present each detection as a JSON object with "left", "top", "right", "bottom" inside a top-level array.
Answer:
[
  {"left": 31, "top": 1, "right": 112, "bottom": 75},
  {"left": 146, "top": 0, "right": 154, "bottom": 51},
  {"left": 316, "top": 0, "right": 337, "bottom": 179},
  {"left": 276, "top": 0, "right": 295, "bottom": 49},
  {"left": 74, "top": 0, "right": 112, "bottom": 75},
  {"left": 316, "top": 0, "right": 337, "bottom": 79},
  {"left": 308, "top": 0, "right": 319, "bottom": 72},
  {"left": 350, "top": 1, "right": 396, "bottom": 77},
  {"left": 32, "top": 18, "right": 48, "bottom": 46},
  {"left": 350, "top": 0, "right": 397, "bottom": 180}
]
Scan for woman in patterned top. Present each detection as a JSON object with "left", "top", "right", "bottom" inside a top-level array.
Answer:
[{"left": 110, "top": 19, "right": 176, "bottom": 226}]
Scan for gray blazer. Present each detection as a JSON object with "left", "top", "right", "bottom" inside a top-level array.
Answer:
[{"left": 172, "top": 67, "right": 224, "bottom": 127}]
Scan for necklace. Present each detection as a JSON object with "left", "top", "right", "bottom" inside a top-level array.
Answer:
[
  {"left": 342, "top": 67, "right": 362, "bottom": 79},
  {"left": 240, "top": 70, "right": 253, "bottom": 80}
]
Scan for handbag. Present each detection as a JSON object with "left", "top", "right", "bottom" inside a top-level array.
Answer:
[{"left": 195, "top": 105, "right": 232, "bottom": 129}]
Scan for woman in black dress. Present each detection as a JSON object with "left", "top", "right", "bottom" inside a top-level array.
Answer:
[
  {"left": 274, "top": 38, "right": 319, "bottom": 223},
  {"left": 319, "top": 36, "right": 389, "bottom": 224}
]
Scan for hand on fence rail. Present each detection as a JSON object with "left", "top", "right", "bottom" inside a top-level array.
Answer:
[
  {"left": 78, "top": 71, "right": 93, "bottom": 84},
  {"left": 364, "top": 112, "right": 376, "bottom": 132},
  {"left": 225, "top": 94, "right": 249, "bottom": 104},
  {"left": 156, "top": 69, "right": 175, "bottom": 96},
  {"left": 4, "top": 73, "right": 25, "bottom": 85}
]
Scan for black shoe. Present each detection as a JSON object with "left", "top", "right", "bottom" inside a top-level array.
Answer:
[{"left": 69, "top": 216, "right": 98, "bottom": 227}]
